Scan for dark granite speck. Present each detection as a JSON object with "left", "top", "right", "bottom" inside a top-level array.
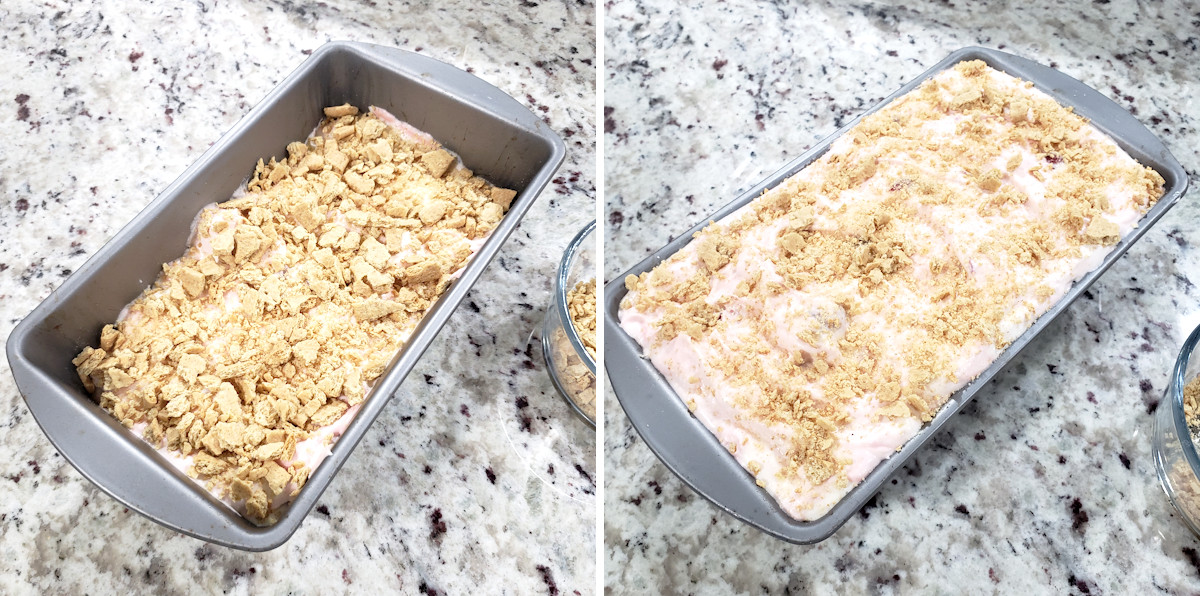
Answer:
[
  {"left": 1070, "top": 498, "right": 1089, "bottom": 532},
  {"left": 430, "top": 508, "right": 447, "bottom": 539}
]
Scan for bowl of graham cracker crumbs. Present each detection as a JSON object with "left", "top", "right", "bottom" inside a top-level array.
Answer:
[
  {"left": 1154, "top": 323, "right": 1200, "bottom": 537},
  {"left": 542, "top": 220, "right": 596, "bottom": 426}
]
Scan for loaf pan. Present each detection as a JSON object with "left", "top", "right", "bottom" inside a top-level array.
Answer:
[
  {"left": 603, "top": 46, "right": 1188, "bottom": 544},
  {"left": 7, "top": 41, "right": 565, "bottom": 551}
]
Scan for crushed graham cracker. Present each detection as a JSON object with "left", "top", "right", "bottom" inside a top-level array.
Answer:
[
  {"left": 618, "top": 60, "right": 1165, "bottom": 521},
  {"left": 567, "top": 279, "right": 597, "bottom": 359},
  {"left": 548, "top": 278, "right": 597, "bottom": 419},
  {"left": 73, "top": 104, "right": 516, "bottom": 525},
  {"left": 1172, "top": 375, "right": 1200, "bottom": 524},
  {"left": 1186, "top": 376, "right": 1200, "bottom": 436}
]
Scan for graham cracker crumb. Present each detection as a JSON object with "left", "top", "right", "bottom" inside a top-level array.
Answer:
[
  {"left": 323, "top": 104, "right": 358, "bottom": 118},
  {"left": 1187, "top": 378, "right": 1200, "bottom": 425},
  {"left": 1179, "top": 376, "right": 1200, "bottom": 524},
  {"left": 567, "top": 279, "right": 597, "bottom": 359},
  {"left": 549, "top": 276, "right": 597, "bottom": 420},
  {"left": 696, "top": 231, "right": 738, "bottom": 272},
  {"left": 421, "top": 149, "right": 455, "bottom": 178},
  {"left": 1083, "top": 217, "right": 1121, "bottom": 245},
  {"left": 491, "top": 187, "right": 518, "bottom": 209}
]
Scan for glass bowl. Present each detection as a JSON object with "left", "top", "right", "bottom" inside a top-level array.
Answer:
[
  {"left": 542, "top": 220, "right": 596, "bottom": 426},
  {"left": 1153, "top": 322, "right": 1200, "bottom": 537}
]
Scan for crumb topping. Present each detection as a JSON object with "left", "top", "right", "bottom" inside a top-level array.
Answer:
[
  {"left": 548, "top": 277, "right": 597, "bottom": 420},
  {"left": 1186, "top": 376, "right": 1200, "bottom": 432},
  {"left": 73, "top": 104, "right": 515, "bottom": 524},
  {"left": 567, "top": 279, "right": 597, "bottom": 359},
  {"left": 620, "top": 60, "right": 1165, "bottom": 518},
  {"left": 1174, "top": 376, "right": 1200, "bottom": 523}
]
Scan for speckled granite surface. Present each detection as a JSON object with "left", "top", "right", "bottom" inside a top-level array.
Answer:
[
  {"left": 605, "top": 0, "right": 1200, "bottom": 592},
  {"left": 0, "top": 0, "right": 595, "bottom": 594}
]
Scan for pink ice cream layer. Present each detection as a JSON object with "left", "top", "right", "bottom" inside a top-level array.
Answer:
[{"left": 619, "top": 64, "right": 1162, "bottom": 521}]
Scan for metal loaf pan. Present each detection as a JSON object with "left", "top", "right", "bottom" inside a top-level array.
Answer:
[
  {"left": 7, "top": 41, "right": 565, "bottom": 551},
  {"left": 603, "top": 47, "right": 1189, "bottom": 544}
]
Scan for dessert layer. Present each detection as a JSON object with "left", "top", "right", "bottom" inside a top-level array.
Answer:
[
  {"left": 73, "top": 104, "right": 517, "bottom": 524},
  {"left": 619, "top": 61, "right": 1165, "bottom": 521}
]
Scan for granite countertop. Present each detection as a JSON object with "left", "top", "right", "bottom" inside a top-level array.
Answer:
[
  {"left": 605, "top": 0, "right": 1200, "bottom": 592},
  {"left": 0, "top": 0, "right": 595, "bottom": 593}
]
